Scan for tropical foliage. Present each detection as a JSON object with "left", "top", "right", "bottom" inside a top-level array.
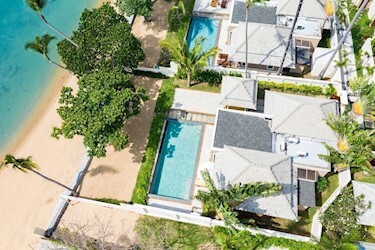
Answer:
[
  {"left": 52, "top": 69, "right": 148, "bottom": 157},
  {"left": 167, "top": 1, "right": 186, "bottom": 24},
  {"left": 320, "top": 186, "right": 370, "bottom": 239},
  {"left": 57, "top": 4, "right": 144, "bottom": 76},
  {"left": 25, "top": 34, "right": 68, "bottom": 71},
  {"left": 0, "top": 154, "right": 74, "bottom": 192},
  {"left": 160, "top": 33, "right": 219, "bottom": 87},
  {"left": 196, "top": 170, "right": 281, "bottom": 228},
  {"left": 131, "top": 78, "right": 175, "bottom": 204},
  {"left": 135, "top": 216, "right": 215, "bottom": 249},
  {"left": 25, "top": 0, "right": 78, "bottom": 47},
  {"left": 116, "top": 0, "right": 153, "bottom": 20},
  {"left": 319, "top": 114, "right": 375, "bottom": 173}
]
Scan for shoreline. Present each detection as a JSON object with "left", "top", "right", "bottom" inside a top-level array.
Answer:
[{"left": 0, "top": 0, "right": 114, "bottom": 158}]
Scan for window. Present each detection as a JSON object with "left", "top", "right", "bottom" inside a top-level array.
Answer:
[
  {"left": 295, "top": 39, "right": 311, "bottom": 48},
  {"left": 298, "top": 168, "right": 317, "bottom": 181}
]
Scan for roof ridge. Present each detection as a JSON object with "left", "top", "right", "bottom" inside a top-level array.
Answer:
[
  {"left": 225, "top": 146, "right": 278, "bottom": 184},
  {"left": 270, "top": 157, "right": 297, "bottom": 215}
]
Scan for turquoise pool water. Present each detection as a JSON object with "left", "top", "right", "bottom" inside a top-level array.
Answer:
[
  {"left": 186, "top": 16, "right": 220, "bottom": 54},
  {"left": 151, "top": 120, "right": 203, "bottom": 200},
  {"left": 0, "top": 0, "right": 97, "bottom": 152}
]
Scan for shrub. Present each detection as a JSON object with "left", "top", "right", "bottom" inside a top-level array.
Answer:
[
  {"left": 317, "top": 176, "right": 330, "bottom": 193},
  {"left": 193, "top": 70, "right": 223, "bottom": 86},
  {"left": 324, "top": 83, "right": 338, "bottom": 96},
  {"left": 131, "top": 78, "right": 176, "bottom": 204},
  {"left": 258, "top": 81, "right": 325, "bottom": 96},
  {"left": 93, "top": 198, "right": 127, "bottom": 205}
]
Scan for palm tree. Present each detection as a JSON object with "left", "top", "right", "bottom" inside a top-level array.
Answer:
[
  {"left": 25, "top": 34, "right": 69, "bottom": 71},
  {"left": 196, "top": 170, "right": 281, "bottom": 229},
  {"left": 25, "top": 0, "right": 78, "bottom": 47},
  {"left": 168, "top": 1, "right": 186, "bottom": 24},
  {"left": 319, "top": 115, "right": 375, "bottom": 173},
  {"left": 160, "top": 33, "right": 219, "bottom": 87},
  {"left": 245, "top": 0, "right": 267, "bottom": 77},
  {"left": 317, "top": 0, "right": 371, "bottom": 79},
  {"left": 0, "top": 154, "right": 77, "bottom": 194}
]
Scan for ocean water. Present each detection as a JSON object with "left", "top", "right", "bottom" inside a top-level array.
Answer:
[{"left": 0, "top": 0, "right": 98, "bottom": 152}]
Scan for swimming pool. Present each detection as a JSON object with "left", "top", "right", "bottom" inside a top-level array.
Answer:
[
  {"left": 186, "top": 16, "right": 220, "bottom": 55},
  {"left": 150, "top": 120, "right": 203, "bottom": 200}
]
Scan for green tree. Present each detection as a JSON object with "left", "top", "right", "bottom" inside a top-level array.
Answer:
[
  {"left": 196, "top": 170, "right": 281, "bottom": 229},
  {"left": 160, "top": 33, "right": 219, "bottom": 87},
  {"left": 245, "top": 0, "right": 267, "bottom": 77},
  {"left": 52, "top": 69, "right": 148, "bottom": 157},
  {"left": 57, "top": 4, "right": 144, "bottom": 76},
  {"left": 116, "top": 0, "right": 153, "bottom": 21},
  {"left": 1, "top": 154, "right": 75, "bottom": 194},
  {"left": 25, "top": 34, "right": 69, "bottom": 71},
  {"left": 319, "top": 114, "right": 375, "bottom": 173},
  {"left": 168, "top": 1, "right": 186, "bottom": 24},
  {"left": 319, "top": 186, "right": 369, "bottom": 242},
  {"left": 25, "top": 0, "right": 78, "bottom": 47}
]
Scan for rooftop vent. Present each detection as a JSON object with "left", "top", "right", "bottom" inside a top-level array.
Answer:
[
  {"left": 296, "top": 151, "right": 308, "bottom": 157},
  {"left": 287, "top": 137, "right": 300, "bottom": 144}
]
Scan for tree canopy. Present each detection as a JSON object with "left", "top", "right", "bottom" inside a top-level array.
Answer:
[
  {"left": 116, "top": 0, "right": 153, "bottom": 20},
  {"left": 57, "top": 4, "right": 144, "bottom": 76},
  {"left": 52, "top": 69, "right": 148, "bottom": 157}
]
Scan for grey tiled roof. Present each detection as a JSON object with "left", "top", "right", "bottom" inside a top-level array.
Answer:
[
  {"left": 221, "top": 76, "right": 258, "bottom": 110},
  {"left": 264, "top": 91, "right": 339, "bottom": 142},
  {"left": 213, "top": 110, "right": 272, "bottom": 152},
  {"left": 298, "top": 180, "right": 316, "bottom": 207},
  {"left": 228, "top": 23, "right": 295, "bottom": 68},
  {"left": 231, "top": 2, "right": 277, "bottom": 25},
  {"left": 212, "top": 146, "right": 298, "bottom": 220},
  {"left": 277, "top": 0, "right": 326, "bottom": 20}
]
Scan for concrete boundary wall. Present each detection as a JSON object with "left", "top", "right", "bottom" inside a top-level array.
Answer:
[{"left": 61, "top": 195, "right": 312, "bottom": 243}]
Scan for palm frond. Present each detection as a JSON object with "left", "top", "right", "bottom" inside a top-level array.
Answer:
[{"left": 25, "top": 0, "right": 46, "bottom": 13}]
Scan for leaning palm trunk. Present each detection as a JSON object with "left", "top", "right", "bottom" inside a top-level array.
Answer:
[
  {"left": 28, "top": 168, "right": 77, "bottom": 195},
  {"left": 44, "top": 54, "right": 70, "bottom": 72},
  {"left": 40, "top": 14, "right": 78, "bottom": 48}
]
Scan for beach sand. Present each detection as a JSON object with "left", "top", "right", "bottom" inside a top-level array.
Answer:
[
  {"left": 0, "top": 1, "right": 169, "bottom": 248},
  {"left": 0, "top": 73, "right": 87, "bottom": 249}
]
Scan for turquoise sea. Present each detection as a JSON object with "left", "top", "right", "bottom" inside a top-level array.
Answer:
[{"left": 0, "top": 0, "right": 98, "bottom": 152}]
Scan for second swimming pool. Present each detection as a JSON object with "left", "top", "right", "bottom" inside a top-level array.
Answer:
[
  {"left": 150, "top": 120, "right": 203, "bottom": 200},
  {"left": 186, "top": 16, "right": 220, "bottom": 54}
]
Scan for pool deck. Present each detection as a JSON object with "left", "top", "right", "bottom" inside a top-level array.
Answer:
[
  {"left": 193, "top": 0, "right": 233, "bottom": 16},
  {"left": 172, "top": 89, "right": 222, "bottom": 115}
]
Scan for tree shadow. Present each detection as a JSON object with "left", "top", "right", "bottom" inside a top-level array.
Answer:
[{"left": 88, "top": 165, "right": 119, "bottom": 177}]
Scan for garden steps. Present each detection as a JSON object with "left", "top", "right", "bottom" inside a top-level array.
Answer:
[{"left": 166, "top": 109, "right": 216, "bottom": 125}]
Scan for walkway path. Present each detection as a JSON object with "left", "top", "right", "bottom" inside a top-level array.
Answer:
[{"left": 132, "top": 0, "right": 174, "bottom": 67}]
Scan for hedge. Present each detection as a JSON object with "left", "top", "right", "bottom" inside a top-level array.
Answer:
[
  {"left": 131, "top": 78, "right": 176, "bottom": 204},
  {"left": 93, "top": 198, "right": 127, "bottom": 205},
  {"left": 258, "top": 80, "right": 326, "bottom": 96}
]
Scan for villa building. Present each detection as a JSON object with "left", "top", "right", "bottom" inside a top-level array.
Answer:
[{"left": 194, "top": 0, "right": 329, "bottom": 73}]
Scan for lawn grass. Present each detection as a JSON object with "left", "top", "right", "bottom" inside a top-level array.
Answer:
[
  {"left": 317, "top": 174, "right": 339, "bottom": 206},
  {"left": 174, "top": 79, "right": 221, "bottom": 93},
  {"left": 354, "top": 170, "right": 375, "bottom": 184},
  {"left": 131, "top": 78, "right": 176, "bottom": 204}
]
